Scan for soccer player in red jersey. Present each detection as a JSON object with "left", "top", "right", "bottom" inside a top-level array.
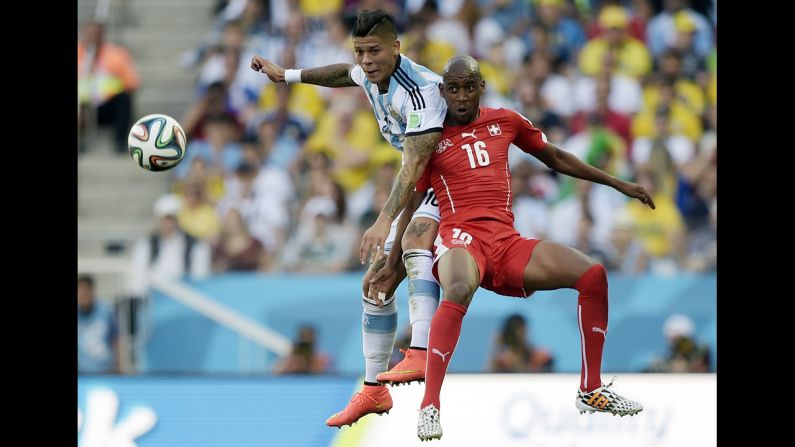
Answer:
[{"left": 410, "top": 55, "right": 654, "bottom": 440}]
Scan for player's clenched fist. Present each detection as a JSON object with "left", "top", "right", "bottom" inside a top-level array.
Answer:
[{"left": 250, "top": 55, "right": 285, "bottom": 83}]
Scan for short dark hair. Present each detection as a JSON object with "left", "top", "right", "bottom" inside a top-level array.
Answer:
[
  {"left": 352, "top": 10, "right": 397, "bottom": 41},
  {"left": 78, "top": 274, "right": 95, "bottom": 287}
]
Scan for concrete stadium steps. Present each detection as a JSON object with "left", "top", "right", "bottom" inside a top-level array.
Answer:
[
  {"left": 121, "top": 0, "right": 215, "bottom": 118},
  {"left": 79, "top": 0, "right": 214, "bottom": 266}
]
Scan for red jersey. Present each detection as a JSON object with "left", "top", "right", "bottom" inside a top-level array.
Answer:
[{"left": 418, "top": 107, "right": 548, "bottom": 228}]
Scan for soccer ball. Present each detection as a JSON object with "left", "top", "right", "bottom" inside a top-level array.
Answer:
[{"left": 127, "top": 113, "right": 187, "bottom": 171}]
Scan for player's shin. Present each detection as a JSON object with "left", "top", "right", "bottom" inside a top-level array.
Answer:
[
  {"left": 575, "top": 264, "right": 609, "bottom": 392},
  {"left": 403, "top": 249, "right": 440, "bottom": 349},
  {"left": 421, "top": 300, "right": 466, "bottom": 410},
  {"left": 362, "top": 294, "right": 398, "bottom": 384}
]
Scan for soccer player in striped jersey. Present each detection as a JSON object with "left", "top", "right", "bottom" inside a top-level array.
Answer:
[
  {"left": 399, "top": 55, "right": 650, "bottom": 441},
  {"left": 250, "top": 10, "right": 445, "bottom": 427}
]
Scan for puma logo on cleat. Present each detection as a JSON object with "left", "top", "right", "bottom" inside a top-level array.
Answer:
[
  {"left": 592, "top": 326, "right": 607, "bottom": 338},
  {"left": 432, "top": 348, "right": 451, "bottom": 362}
]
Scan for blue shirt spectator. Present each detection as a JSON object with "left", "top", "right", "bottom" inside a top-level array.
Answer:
[{"left": 78, "top": 275, "right": 119, "bottom": 373}]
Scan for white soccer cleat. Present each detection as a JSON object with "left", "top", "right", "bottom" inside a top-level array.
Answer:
[
  {"left": 417, "top": 404, "right": 443, "bottom": 441},
  {"left": 575, "top": 377, "right": 643, "bottom": 417}
]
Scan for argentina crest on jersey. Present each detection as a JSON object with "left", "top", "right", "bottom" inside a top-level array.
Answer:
[{"left": 387, "top": 104, "right": 403, "bottom": 124}]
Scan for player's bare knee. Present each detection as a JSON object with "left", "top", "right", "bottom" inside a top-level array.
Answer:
[
  {"left": 575, "top": 263, "right": 607, "bottom": 295},
  {"left": 443, "top": 282, "right": 475, "bottom": 307}
]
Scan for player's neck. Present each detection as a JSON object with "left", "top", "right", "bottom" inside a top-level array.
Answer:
[
  {"left": 445, "top": 108, "right": 481, "bottom": 127},
  {"left": 377, "top": 54, "right": 401, "bottom": 93}
]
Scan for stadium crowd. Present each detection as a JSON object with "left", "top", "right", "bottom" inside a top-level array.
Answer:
[{"left": 147, "top": 0, "right": 716, "bottom": 278}]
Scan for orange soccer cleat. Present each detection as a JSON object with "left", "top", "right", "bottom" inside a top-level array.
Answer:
[
  {"left": 377, "top": 348, "right": 427, "bottom": 386},
  {"left": 326, "top": 384, "right": 393, "bottom": 428}
]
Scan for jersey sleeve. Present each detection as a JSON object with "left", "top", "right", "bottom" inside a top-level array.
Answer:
[
  {"left": 404, "top": 83, "right": 446, "bottom": 136},
  {"left": 349, "top": 65, "right": 365, "bottom": 86},
  {"left": 507, "top": 109, "right": 548, "bottom": 154}
]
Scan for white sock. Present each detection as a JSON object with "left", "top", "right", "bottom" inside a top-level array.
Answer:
[
  {"left": 362, "top": 293, "right": 397, "bottom": 383},
  {"left": 403, "top": 249, "right": 440, "bottom": 349}
]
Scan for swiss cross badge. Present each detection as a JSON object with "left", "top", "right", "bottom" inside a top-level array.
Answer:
[{"left": 488, "top": 123, "right": 502, "bottom": 136}]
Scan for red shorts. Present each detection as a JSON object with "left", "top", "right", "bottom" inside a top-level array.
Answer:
[{"left": 432, "top": 220, "right": 542, "bottom": 298}]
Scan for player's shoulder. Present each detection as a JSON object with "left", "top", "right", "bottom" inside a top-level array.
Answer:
[
  {"left": 397, "top": 54, "right": 442, "bottom": 87},
  {"left": 487, "top": 107, "right": 519, "bottom": 120}
]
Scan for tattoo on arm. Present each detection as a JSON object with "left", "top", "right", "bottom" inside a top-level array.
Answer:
[
  {"left": 381, "top": 132, "right": 440, "bottom": 220},
  {"left": 301, "top": 64, "right": 357, "bottom": 88}
]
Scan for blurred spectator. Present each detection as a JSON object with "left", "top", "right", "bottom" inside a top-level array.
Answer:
[
  {"left": 667, "top": 11, "right": 709, "bottom": 86},
  {"left": 525, "top": 0, "right": 586, "bottom": 66},
  {"left": 212, "top": 208, "right": 269, "bottom": 272},
  {"left": 578, "top": 5, "right": 652, "bottom": 79},
  {"left": 217, "top": 162, "right": 291, "bottom": 253},
  {"left": 177, "top": 181, "right": 223, "bottom": 241},
  {"left": 273, "top": 325, "right": 333, "bottom": 374},
  {"left": 281, "top": 196, "right": 356, "bottom": 273},
  {"left": 587, "top": 0, "right": 654, "bottom": 43},
  {"left": 78, "top": 274, "right": 119, "bottom": 374},
  {"left": 511, "top": 161, "right": 553, "bottom": 240},
  {"left": 570, "top": 75, "right": 634, "bottom": 149},
  {"left": 174, "top": 114, "right": 245, "bottom": 180},
  {"left": 632, "top": 78, "right": 702, "bottom": 142},
  {"left": 489, "top": 314, "right": 554, "bottom": 373},
  {"left": 513, "top": 77, "right": 565, "bottom": 132},
  {"left": 472, "top": 0, "right": 528, "bottom": 66},
  {"left": 524, "top": 53, "right": 575, "bottom": 118},
  {"left": 573, "top": 60, "right": 643, "bottom": 118},
  {"left": 622, "top": 172, "right": 685, "bottom": 274},
  {"left": 256, "top": 81, "right": 319, "bottom": 141},
  {"left": 649, "top": 48, "right": 705, "bottom": 114},
  {"left": 573, "top": 212, "right": 609, "bottom": 266},
  {"left": 603, "top": 210, "right": 648, "bottom": 274},
  {"left": 645, "top": 314, "right": 711, "bottom": 372},
  {"left": 303, "top": 91, "right": 399, "bottom": 194},
  {"left": 646, "top": 0, "right": 713, "bottom": 61},
  {"left": 299, "top": 0, "right": 343, "bottom": 21},
  {"left": 127, "top": 194, "right": 212, "bottom": 297},
  {"left": 181, "top": 81, "right": 242, "bottom": 142},
  {"left": 172, "top": 157, "right": 227, "bottom": 205},
  {"left": 77, "top": 21, "right": 140, "bottom": 153},
  {"left": 401, "top": 10, "right": 457, "bottom": 75},
  {"left": 195, "top": 21, "right": 248, "bottom": 95},
  {"left": 631, "top": 105, "right": 695, "bottom": 197}
]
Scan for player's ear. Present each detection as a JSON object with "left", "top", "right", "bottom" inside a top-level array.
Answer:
[
  {"left": 393, "top": 39, "right": 400, "bottom": 56},
  {"left": 480, "top": 79, "right": 486, "bottom": 94}
]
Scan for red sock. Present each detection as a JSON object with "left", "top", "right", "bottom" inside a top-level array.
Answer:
[
  {"left": 421, "top": 300, "right": 467, "bottom": 410},
  {"left": 576, "top": 264, "right": 609, "bottom": 392}
]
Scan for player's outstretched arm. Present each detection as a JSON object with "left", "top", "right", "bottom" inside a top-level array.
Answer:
[
  {"left": 250, "top": 55, "right": 357, "bottom": 87},
  {"left": 533, "top": 142, "right": 656, "bottom": 209},
  {"left": 360, "top": 132, "right": 441, "bottom": 263}
]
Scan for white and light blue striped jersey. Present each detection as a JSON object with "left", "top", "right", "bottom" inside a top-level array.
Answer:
[{"left": 350, "top": 55, "right": 447, "bottom": 151}]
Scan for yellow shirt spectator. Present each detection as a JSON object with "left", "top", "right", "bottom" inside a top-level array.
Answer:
[
  {"left": 632, "top": 102, "right": 702, "bottom": 142},
  {"left": 626, "top": 193, "right": 683, "bottom": 258},
  {"left": 579, "top": 37, "right": 652, "bottom": 79},
  {"left": 178, "top": 204, "right": 222, "bottom": 241},
  {"left": 579, "top": 6, "right": 652, "bottom": 79},
  {"left": 305, "top": 108, "right": 400, "bottom": 192},
  {"left": 643, "top": 80, "right": 705, "bottom": 116},
  {"left": 300, "top": 0, "right": 342, "bottom": 18},
  {"left": 258, "top": 83, "right": 327, "bottom": 125}
]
